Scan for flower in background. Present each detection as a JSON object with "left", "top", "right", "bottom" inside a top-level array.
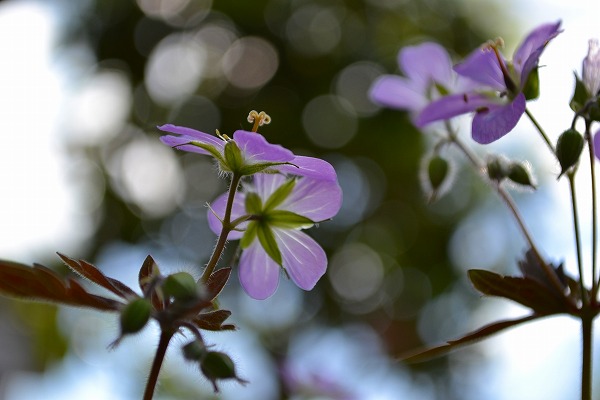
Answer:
[
  {"left": 208, "top": 173, "right": 342, "bottom": 299},
  {"left": 417, "top": 21, "right": 562, "bottom": 144},
  {"left": 369, "top": 42, "right": 476, "bottom": 122},
  {"left": 159, "top": 121, "right": 336, "bottom": 181},
  {"left": 583, "top": 39, "right": 600, "bottom": 99}
]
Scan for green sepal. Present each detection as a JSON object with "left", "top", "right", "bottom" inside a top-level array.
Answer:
[
  {"left": 257, "top": 224, "right": 282, "bottom": 265},
  {"left": 522, "top": 67, "right": 540, "bottom": 100},
  {"left": 187, "top": 141, "right": 226, "bottom": 166},
  {"left": 556, "top": 128, "right": 584, "bottom": 178},
  {"left": 244, "top": 192, "right": 263, "bottom": 215},
  {"left": 238, "top": 161, "right": 291, "bottom": 176},
  {"left": 224, "top": 141, "right": 244, "bottom": 173},
  {"left": 569, "top": 72, "right": 590, "bottom": 113},
  {"left": 268, "top": 210, "right": 314, "bottom": 229},
  {"left": 433, "top": 82, "right": 450, "bottom": 97},
  {"left": 240, "top": 221, "right": 258, "bottom": 249},
  {"left": 263, "top": 178, "right": 296, "bottom": 211},
  {"left": 588, "top": 100, "right": 600, "bottom": 122}
]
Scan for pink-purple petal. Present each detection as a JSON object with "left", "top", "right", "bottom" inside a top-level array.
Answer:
[
  {"left": 233, "top": 130, "right": 295, "bottom": 163},
  {"left": 471, "top": 93, "right": 526, "bottom": 144},
  {"left": 273, "top": 228, "right": 327, "bottom": 291},
  {"left": 416, "top": 92, "right": 497, "bottom": 127},
  {"left": 158, "top": 124, "right": 225, "bottom": 149},
  {"left": 594, "top": 129, "right": 600, "bottom": 161},
  {"left": 206, "top": 191, "right": 247, "bottom": 240},
  {"left": 369, "top": 75, "right": 426, "bottom": 112},
  {"left": 253, "top": 173, "right": 287, "bottom": 200},
  {"left": 400, "top": 42, "right": 454, "bottom": 89},
  {"left": 279, "top": 156, "right": 338, "bottom": 181},
  {"left": 454, "top": 49, "right": 506, "bottom": 91},
  {"left": 238, "top": 241, "right": 281, "bottom": 299},
  {"left": 513, "top": 21, "right": 562, "bottom": 79},
  {"left": 280, "top": 178, "right": 342, "bottom": 222}
]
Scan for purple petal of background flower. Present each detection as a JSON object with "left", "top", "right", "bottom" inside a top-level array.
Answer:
[
  {"left": 274, "top": 228, "right": 327, "bottom": 291},
  {"left": 454, "top": 49, "right": 506, "bottom": 91},
  {"left": 513, "top": 21, "right": 562, "bottom": 82},
  {"left": 238, "top": 241, "right": 281, "bottom": 299},
  {"left": 400, "top": 42, "right": 454, "bottom": 89},
  {"left": 471, "top": 93, "right": 526, "bottom": 144},
  {"left": 158, "top": 124, "right": 225, "bottom": 155},
  {"left": 593, "top": 129, "right": 600, "bottom": 161},
  {"left": 369, "top": 75, "right": 427, "bottom": 111},
  {"left": 416, "top": 93, "right": 496, "bottom": 127}
]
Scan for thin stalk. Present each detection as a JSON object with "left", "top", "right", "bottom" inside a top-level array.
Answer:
[
  {"left": 581, "top": 313, "right": 593, "bottom": 400},
  {"left": 525, "top": 108, "right": 555, "bottom": 154},
  {"left": 449, "top": 131, "right": 569, "bottom": 299},
  {"left": 201, "top": 174, "right": 242, "bottom": 283},
  {"left": 586, "top": 125, "right": 599, "bottom": 303},
  {"left": 568, "top": 171, "right": 589, "bottom": 308},
  {"left": 143, "top": 330, "right": 174, "bottom": 400}
]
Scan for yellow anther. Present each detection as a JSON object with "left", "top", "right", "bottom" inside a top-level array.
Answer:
[
  {"left": 247, "top": 110, "right": 272, "bottom": 132},
  {"left": 216, "top": 129, "right": 232, "bottom": 141},
  {"left": 483, "top": 37, "right": 504, "bottom": 51}
]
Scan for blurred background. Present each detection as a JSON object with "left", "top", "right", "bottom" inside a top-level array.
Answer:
[{"left": 0, "top": 0, "right": 598, "bottom": 399}]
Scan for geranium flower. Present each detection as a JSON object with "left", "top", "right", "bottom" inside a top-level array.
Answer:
[
  {"left": 158, "top": 124, "right": 336, "bottom": 181},
  {"left": 583, "top": 39, "right": 600, "bottom": 99},
  {"left": 417, "top": 21, "right": 562, "bottom": 144},
  {"left": 369, "top": 42, "right": 476, "bottom": 122},
  {"left": 207, "top": 173, "right": 342, "bottom": 299}
]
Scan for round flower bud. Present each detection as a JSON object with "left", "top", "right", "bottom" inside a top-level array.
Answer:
[
  {"left": 201, "top": 351, "right": 237, "bottom": 381},
  {"left": 182, "top": 340, "right": 207, "bottom": 362},
  {"left": 556, "top": 128, "right": 584, "bottom": 177},
  {"left": 427, "top": 155, "right": 449, "bottom": 191},
  {"left": 507, "top": 162, "right": 536, "bottom": 189},
  {"left": 120, "top": 298, "right": 152, "bottom": 335},
  {"left": 486, "top": 156, "right": 510, "bottom": 182},
  {"left": 162, "top": 272, "right": 199, "bottom": 302}
]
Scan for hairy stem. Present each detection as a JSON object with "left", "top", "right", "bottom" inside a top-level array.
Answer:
[
  {"left": 143, "top": 330, "right": 174, "bottom": 400},
  {"left": 568, "top": 172, "right": 589, "bottom": 308},
  {"left": 201, "top": 174, "right": 242, "bottom": 283}
]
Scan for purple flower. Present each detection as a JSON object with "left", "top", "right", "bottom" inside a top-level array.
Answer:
[
  {"left": 583, "top": 39, "right": 600, "bottom": 98},
  {"left": 158, "top": 124, "right": 336, "bottom": 180},
  {"left": 207, "top": 173, "right": 342, "bottom": 299},
  {"left": 417, "top": 21, "right": 562, "bottom": 144},
  {"left": 369, "top": 42, "right": 476, "bottom": 122}
]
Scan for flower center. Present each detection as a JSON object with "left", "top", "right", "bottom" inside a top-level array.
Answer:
[{"left": 247, "top": 110, "right": 272, "bottom": 132}]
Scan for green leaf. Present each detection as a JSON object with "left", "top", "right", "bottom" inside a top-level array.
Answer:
[
  {"left": 268, "top": 210, "right": 314, "bottom": 229},
  {"left": 263, "top": 178, "right": 296, "bottom": 211},
  {"left": 468, "top": 269, "right": 573, "bottom": 315},
  {"left": 244, "top": 192, "right": 263, "bottom": 215},
  {"left": 240, "top": 222, "right": 258, "bottom": 249},
  {"left": 570, "top": 72, "right": 590, "bottom": 113},
  {"left": 257, "top": 224, "right": 282, "bottom": 265},
  {"left": 522, "top": 67, "right": 540, "bottom": 100},
  {"left": 402, "top": 314, "right": 541, "bottom": 363}
]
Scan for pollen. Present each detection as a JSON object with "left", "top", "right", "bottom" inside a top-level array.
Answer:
[{"left": 247, "top": 110, "right": 272, "bottom": 132}]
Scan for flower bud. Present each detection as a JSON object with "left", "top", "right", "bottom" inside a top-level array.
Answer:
[
  {"left": 201, "top": 351, "right": 237, "bottom": 381},
  {"left": 507, "top": 162, "right": 536, "bottom": 189},
  {"left": 162, "top": 272, "right": 199, "bottom": 302},
  {"left": 120, "top": 298, "right": 152, "bottom": 335},
  {"left": 486, "top": 156, "right": 510, "bottom": 182},
  {"left": 182, "top": 340, "right": 207, "bottom": 361},
  {"left": 427, "top": 155, "right": 449, "bottom": 191},
  {"left": 556, "top": 128, "right": 584, "bottom": 177}
]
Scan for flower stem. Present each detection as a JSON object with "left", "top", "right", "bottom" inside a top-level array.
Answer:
[
  {"left": 586, "top": 125, "right": 599, "bottom": 303},
  {"left": 143, "top": 330, "right": 174, "bottom": 400},
  {"left": 448, "top": 128, "right": 570, "bottom": 300},
  {"left": 525, "top": 108, "right": 555, "bottom": 154},
  {"left": 581, "top": 312, "right": 593, "bottom": 400},
  {"left": 568, "top": 171, "right": 589, "bottom": 308},
  {"left": 201, "top": 174, "right": 242, "bottom": 283}
]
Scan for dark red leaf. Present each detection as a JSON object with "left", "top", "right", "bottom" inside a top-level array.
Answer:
[
  {"left": 138, "top": 255, "right": 166, "bottom": 311},
  {"left": 57, "top": 253, "right": 136, "bottom": 299},
  {"left": 403, "top": 314, "right": 541, "bottom": 363},
  {"left": 205, "top": 268, "right": 231, "bottom": 301},
  {"left": 468, "top": 269, "right": 576, "bottom": 315},
  {"left": 0, "top": 260, "right": 122, "bottom": 311},
  {"left": 193, "top": 310, "right": 236, "bottom": 331}
]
